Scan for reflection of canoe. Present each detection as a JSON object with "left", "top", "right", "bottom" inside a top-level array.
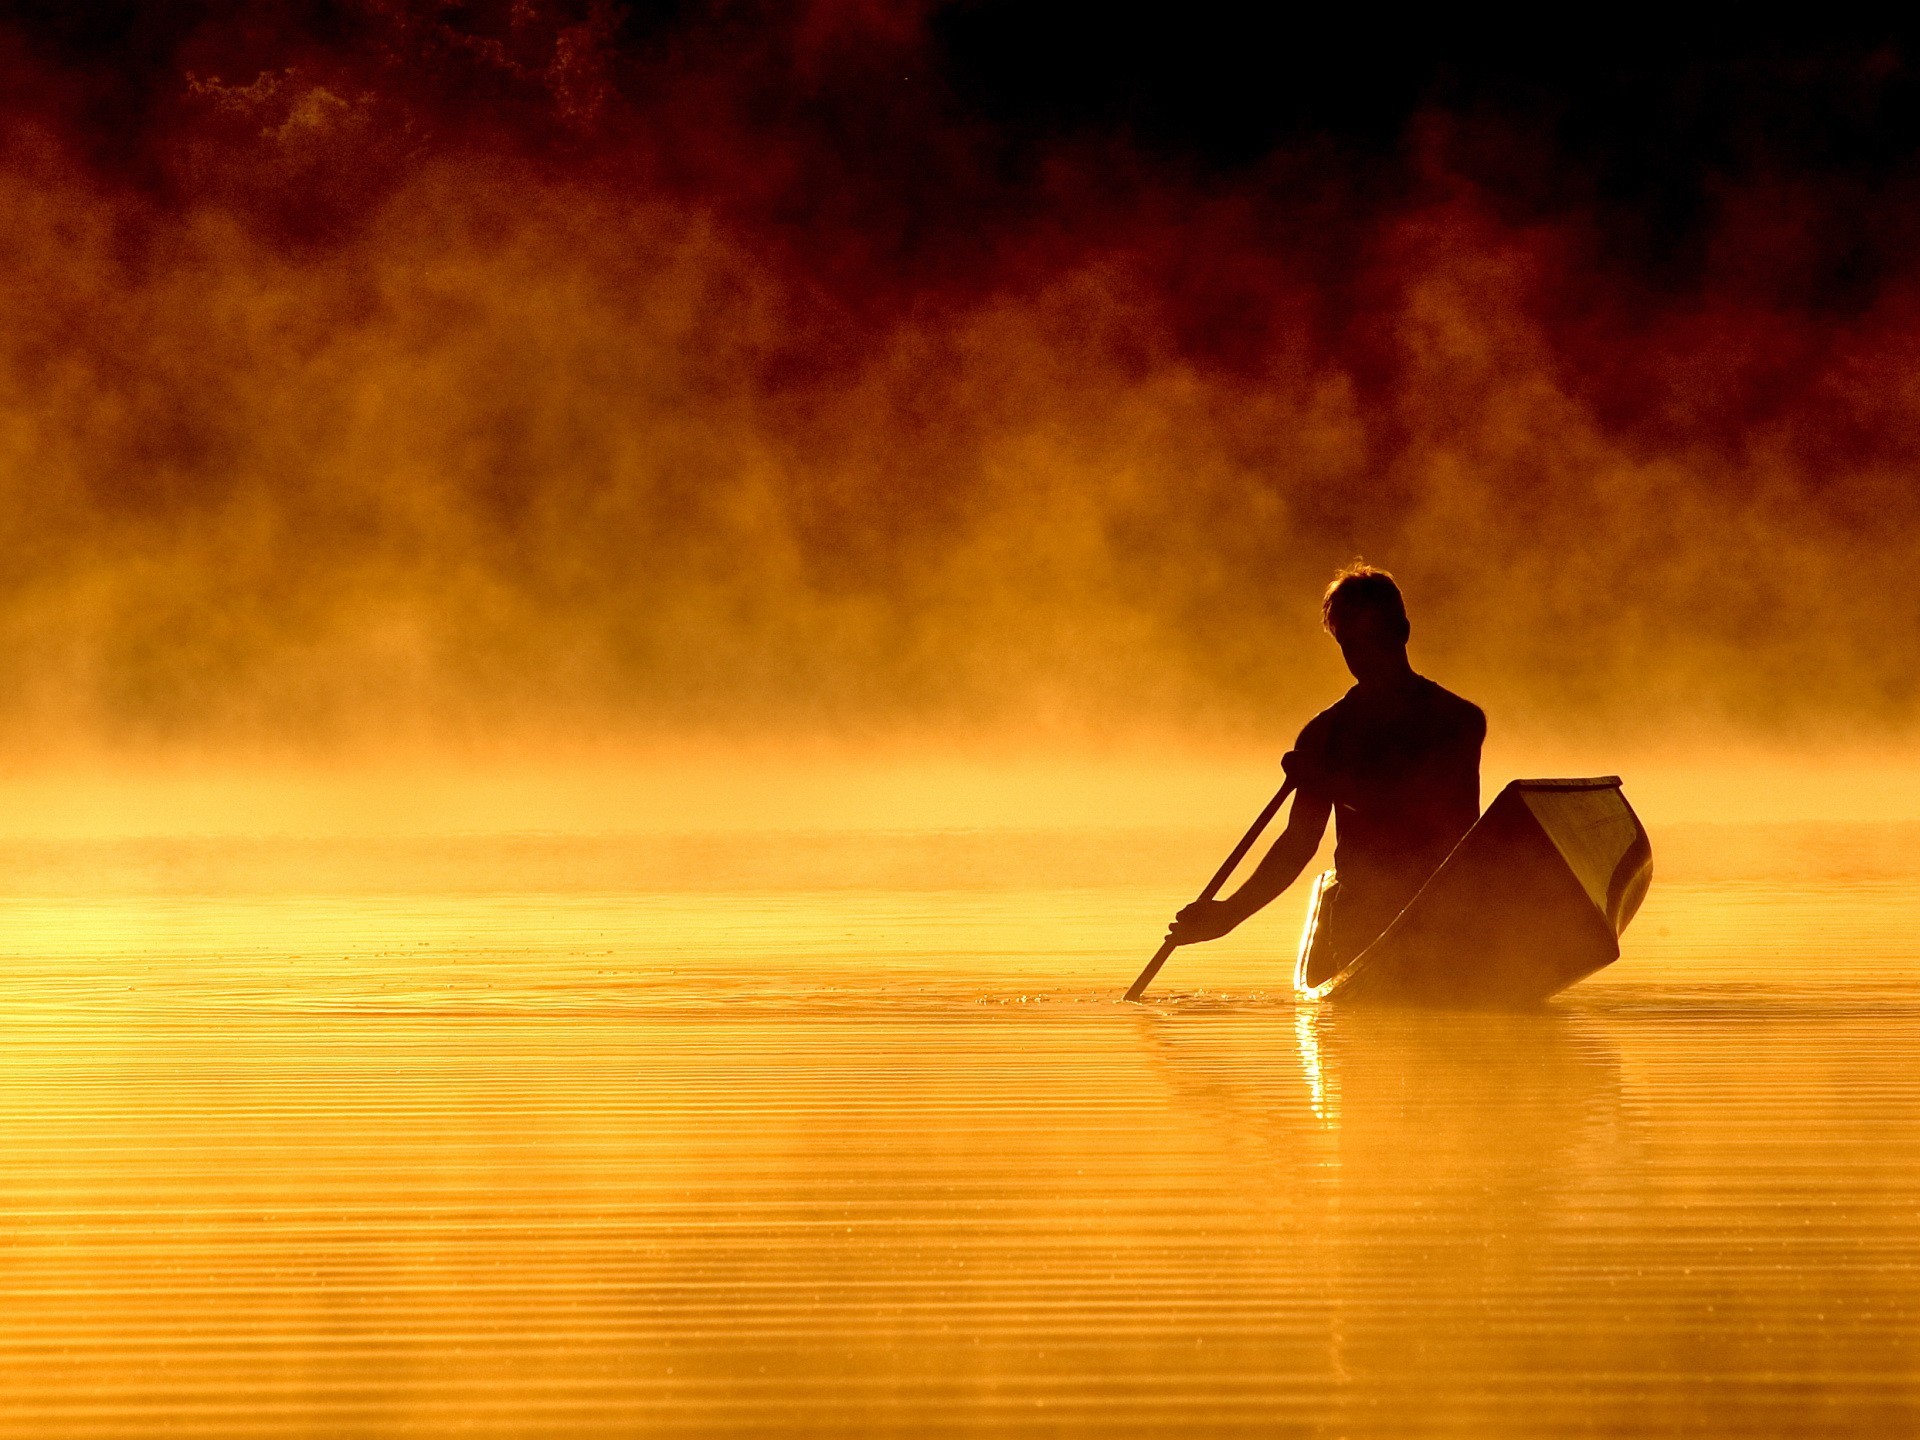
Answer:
[{"left": 1294, "top": 777, "right": 1652, "bottom": 1005}]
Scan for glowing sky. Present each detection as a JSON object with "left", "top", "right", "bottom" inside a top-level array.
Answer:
[{"left": 2, "top": 6, "right": 1918, "bottom": 753}]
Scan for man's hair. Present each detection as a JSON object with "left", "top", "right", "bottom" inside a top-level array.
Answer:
[{"left": 1321, "top": 563, "right": 1410, "bottom": 641}]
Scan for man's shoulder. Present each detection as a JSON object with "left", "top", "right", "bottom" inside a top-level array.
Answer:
[
  {"left": 1414, "top": 676, "right": 1486, "bottom": 736},
  {"left": 1296, "top": 678, "right": 1486, "bottom": 747},
  {"left": 1295, "top": 688, "right": 1359, "bottom": 746}
]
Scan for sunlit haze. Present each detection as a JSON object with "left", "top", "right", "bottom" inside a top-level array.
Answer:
[{"left": 6, "top": 9, "right": 1920, "bottom": 1440}]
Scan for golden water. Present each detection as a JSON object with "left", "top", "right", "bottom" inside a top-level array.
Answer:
[{"left": 2, "top": 824, "right": 1918, "bottom": 1436}]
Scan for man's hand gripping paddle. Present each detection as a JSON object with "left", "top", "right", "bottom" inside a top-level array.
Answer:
[{"left": 1124, "top": 777, "right": 1297, "bottom": 1002}]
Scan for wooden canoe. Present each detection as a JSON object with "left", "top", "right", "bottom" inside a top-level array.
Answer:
[{"left": 1293, "top": 777, "right": 1653, "bottom": 1005}]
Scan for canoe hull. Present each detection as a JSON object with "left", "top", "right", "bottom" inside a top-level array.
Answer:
[{"left": 1295, "top": 777, "right": 1652, "bottom": 1005}]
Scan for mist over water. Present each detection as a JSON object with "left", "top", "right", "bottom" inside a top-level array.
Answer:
[
  {"left": 1, "top": 5, "right": 1919, "bottom": 754},
  {"left": 5, "top": 9, "right": 1920, "bottom": 1437}
]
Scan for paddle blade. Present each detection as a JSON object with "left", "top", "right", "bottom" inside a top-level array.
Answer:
[{"left": 1124, "top": 938, "right": 1179, "bottom": 1002}]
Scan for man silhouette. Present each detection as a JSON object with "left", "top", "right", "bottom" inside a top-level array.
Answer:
[{"left": 1168, "top": 565, "right": 1485, "bottom": 985}]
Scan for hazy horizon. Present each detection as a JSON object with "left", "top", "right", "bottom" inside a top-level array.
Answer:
[{"left": 0, "top": 7, "right": 1917, "bottom": 763}]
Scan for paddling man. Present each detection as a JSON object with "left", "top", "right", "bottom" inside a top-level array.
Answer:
[{"left": 1168, "top": 565, "right": 1484, "bottom": 985}]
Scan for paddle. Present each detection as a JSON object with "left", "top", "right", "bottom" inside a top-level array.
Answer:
[{"left": 1124, "top": 776, "right": 1298, "bottom": 1002}]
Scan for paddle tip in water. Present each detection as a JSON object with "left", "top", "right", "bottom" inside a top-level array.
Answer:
[{"left": 1124, "top": 937, "right": 1179, "bottom": 1002}]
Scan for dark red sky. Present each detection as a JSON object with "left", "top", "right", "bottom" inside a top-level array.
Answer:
[{"left": 0, "top": 3, "right": 1917, "bottom": 746}]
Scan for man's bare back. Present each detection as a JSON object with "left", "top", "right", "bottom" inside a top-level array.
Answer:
[{"left": 1167, "top": 565, "right": 1484, "bottom": 977}]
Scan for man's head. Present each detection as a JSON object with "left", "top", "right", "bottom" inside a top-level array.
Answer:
[{"left": 1321, "top": 564, "right": 1411, "bottom": 684}]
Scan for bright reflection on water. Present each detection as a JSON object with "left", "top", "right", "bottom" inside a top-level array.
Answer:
[{"left": 2, "top": 824, "right": 1919, "bottom": 1436}]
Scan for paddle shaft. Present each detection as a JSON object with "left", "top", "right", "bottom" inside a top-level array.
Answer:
[{"left": 1124, "top": 776, "right": 1297, "bottom": 1002}]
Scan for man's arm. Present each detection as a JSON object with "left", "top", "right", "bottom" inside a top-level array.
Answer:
[{"left": 1167, "top": 789, "right": 1332, "bottom": 944}]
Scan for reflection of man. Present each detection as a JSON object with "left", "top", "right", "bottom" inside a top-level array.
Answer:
[{"left": 1169, "top": 565, "right": 1484, "bottom": 985}]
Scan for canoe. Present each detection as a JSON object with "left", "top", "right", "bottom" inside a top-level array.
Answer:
[{"left": 1293, "top": 777, "right": 1652, "bottom": 1005}]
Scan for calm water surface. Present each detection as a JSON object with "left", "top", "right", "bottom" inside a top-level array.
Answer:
[{"left": 1, "top": 825, "right": 1917, "bottom": 1436}]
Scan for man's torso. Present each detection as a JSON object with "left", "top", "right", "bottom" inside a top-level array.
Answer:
[{"left": 1291, "top": 674, "right": 1485, "bottom": 937}]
